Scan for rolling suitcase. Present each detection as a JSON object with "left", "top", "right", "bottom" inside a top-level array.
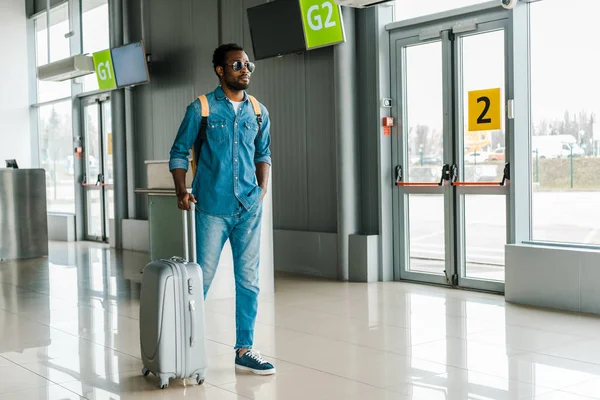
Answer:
[{"left": 139, "top": 203, "right": 207, "bottom": 389}]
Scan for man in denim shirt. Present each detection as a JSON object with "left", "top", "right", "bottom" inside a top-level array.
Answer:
[{"left": 169, "top": 43, "right": 275, "bottom": 375}]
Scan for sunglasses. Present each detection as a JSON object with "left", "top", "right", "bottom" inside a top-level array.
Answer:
[{"left": 225, "top": 61, "right": 256, "bottom": 73}]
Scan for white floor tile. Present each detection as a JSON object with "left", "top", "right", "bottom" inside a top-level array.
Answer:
[
  {"left": 467, "top": 325, "right": 583, "bottom": 353},
  {"left": 561, "top": 376, "right": 600, "bottom": 399},
  {"left": 0, "top": 364, "right": 53, "bottom": 395},
  {"left": 3, "top": 242, "right": 600, "bottom": 400},
  {"left": 0, "top": 384, "right": 85, "bottom": 400},
  {"left": 539, "top": 339, "right": 600, "bottom": 365},
  {"left": 395, "top": 369, "right": 554, "bottom": 400}
]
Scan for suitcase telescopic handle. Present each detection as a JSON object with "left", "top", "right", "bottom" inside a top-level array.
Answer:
[{"left": 182, "top": 203, "right": 197, "bottom": 263}]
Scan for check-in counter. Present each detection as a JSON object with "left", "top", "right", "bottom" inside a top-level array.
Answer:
[
  {"left": 135, "top": 160, "right": 274, "bottom": 300},
  {"left": 0, "top": 169, "right": 48, "bottom": 260}
]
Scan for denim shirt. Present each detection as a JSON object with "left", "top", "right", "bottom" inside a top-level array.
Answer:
[{"left": 169, "top": 86, "right": 272, "bottom": 216}]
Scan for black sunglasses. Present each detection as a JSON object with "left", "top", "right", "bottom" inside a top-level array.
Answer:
[{"left": 225, "top": 61, "right": 255, "bottom": 73}]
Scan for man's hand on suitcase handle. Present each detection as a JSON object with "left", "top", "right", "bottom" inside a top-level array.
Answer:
[
  {"left": 177, "top": 192, "right": 197, "bottom": 211},
  {"left": 172, "top": 168, "right": 197, "bottom": 210}
]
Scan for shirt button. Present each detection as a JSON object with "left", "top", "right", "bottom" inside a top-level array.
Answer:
[{"left": 234, "top": 141, "right": 237, "bottom": 144}]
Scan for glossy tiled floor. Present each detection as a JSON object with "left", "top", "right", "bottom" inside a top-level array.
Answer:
[{"left": 3, "top": 243, "right": 600, "bottom": 399}]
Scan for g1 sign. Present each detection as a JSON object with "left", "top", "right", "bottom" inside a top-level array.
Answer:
[{"left": 92, "top": 49, "right": 117, "bottom": 90}]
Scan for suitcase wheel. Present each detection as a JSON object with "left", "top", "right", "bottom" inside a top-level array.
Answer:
[
  {"left": 160, "top": 375, "right": 169, "bottom": 389},
  {"left": 142, "top": 368, "right": 150, "bottom": 377},
  {"left": 196, "top": 375, "right": 205, "bottom": 385}
]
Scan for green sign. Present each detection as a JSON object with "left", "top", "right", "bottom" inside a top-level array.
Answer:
[
  {"left": 299, "top": 0, "right": 345, "bottom": 50},
  {"left": 92, "top": 49, "right": 117, "bottom": 90}
]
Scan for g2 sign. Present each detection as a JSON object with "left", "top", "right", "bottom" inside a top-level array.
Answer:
[
  {"left": 300, "top": 0, "right": 345, "bottom": 49},
  {"left": 307, "top": 2, "right": 337, "bottom": 31},
  {"left": 92, "top": 49, "right": 117, "bottom": 90}
]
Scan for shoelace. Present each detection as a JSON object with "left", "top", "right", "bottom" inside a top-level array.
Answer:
[{"left": 246, "top": 350, "right": 268, "bottom": 365}]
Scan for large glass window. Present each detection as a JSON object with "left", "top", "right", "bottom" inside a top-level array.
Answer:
[
  {"left": 82, "top": 0, "right": 110, "bottom": 92},
  {"left": 394, "top": 0, "right": 489, "bottom": 21},
  {"left": 38, "top": 101, "right": 75, "bottom": 213},
  {"left": 35, "top": 3, "right": 72, "bottom": 103},
  {"left": 530, "top": 0, "right": 600, "bottom": 246}
]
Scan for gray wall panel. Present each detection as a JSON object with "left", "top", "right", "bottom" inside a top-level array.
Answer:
[
  {"left": 127, "top": 0, "right": 153, "bottom": 218},
  {"left": 305, "top": 48, "right": 337, "bottom": 232},
  {"left": 192, "top": 0, "right": 220, "bottom": 94},
  {"left": 147, "top": 0, "right": 195, "bottom": 160},
  {"left": 133, "top": 83, "right": 153, "bottom": 218},
  {"left": 357, "top": 8, "right": 380, "bottom": 235},
  {"left": 128, "top": 0, "right": 339, "bottom": 234},
  {"left": 257, "top": 55, "right": 309, "bottom": 231},
  {"left": 274, "top": 230, "right": 338, "bottom": 278},
  {"left": 221, "top": 0, "right": 245, "bottom": 45}
]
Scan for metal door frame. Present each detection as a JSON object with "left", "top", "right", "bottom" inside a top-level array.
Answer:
[
  {"left": 81, "top": 93, "right": 111, "bottom": 242},
  {"left": 453, "top": 18, "right": 509, "bottom": 292},
  {"left": 391, "top": 5, "right": 511, "bottom": 292}
]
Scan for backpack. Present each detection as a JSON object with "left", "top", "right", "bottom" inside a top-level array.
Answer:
[{"left": 190, "top": 94, "right": 262, "bottom": 177}]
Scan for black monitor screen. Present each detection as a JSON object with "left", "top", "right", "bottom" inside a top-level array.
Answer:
[
  {"left": 111, "top": 41, "right": 150, "bottom": 87},
  {"left": 5, "top": 159, "right": 18, "bottom": 169},
  {"left": 247, "top": 0, "right": 307, "bottom": 61}
]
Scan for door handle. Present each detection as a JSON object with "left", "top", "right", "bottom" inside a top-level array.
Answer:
[
  {"left": 395, "top": 165, "right": 402, "bottom": 185},
  {"left": 452, "top": 163, "right": 509, "bottom": 187},
  {"left": 500, "top": 163, "right": 510, "bottom": 186},
  {"left": 396, "top": 182, "right": 442, "bottom": 187},
  {"left": 95, "top": 173, "right": 104, "bottom": 186},
  {"left": 438, "top": 164, "right": 452, "bottom": 186},
  {"left": 394, "top": 164, "right": 444, "bottom": 187},
  {"left": 452, "top": 182, "right": 505, "bottom": 186}
]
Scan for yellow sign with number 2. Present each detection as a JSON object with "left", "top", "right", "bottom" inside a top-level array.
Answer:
[{"left": 468, "top": 88, "right": 501, "bottom": 132}]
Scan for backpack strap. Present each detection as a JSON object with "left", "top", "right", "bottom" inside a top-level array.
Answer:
[
  {"left": 191, "top": 94, "right": 262, "bottom": 176},
  {"left": 248, "top": 95, "right": 263, "bottom": 138},
  {"left": 191, "top": 95, "right": 209, "bottom": 177}
]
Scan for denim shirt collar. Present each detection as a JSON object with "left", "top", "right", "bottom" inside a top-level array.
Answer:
[{"left": 214, "top": 85, "right": 248, "bottom": 102}]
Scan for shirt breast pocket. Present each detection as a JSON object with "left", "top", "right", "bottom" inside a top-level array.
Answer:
[
  {"left": 207, "top": 120, "right": 228, "bottom": 143},
  {"left": 243, "top": 120, "right": 259, "bottom": 143}
]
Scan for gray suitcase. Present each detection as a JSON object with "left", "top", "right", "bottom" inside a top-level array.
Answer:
[{"left": 139, "top": 203, "right": 207, "bottom": 389}]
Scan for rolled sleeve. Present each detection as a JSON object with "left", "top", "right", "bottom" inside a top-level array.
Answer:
[
  {"left": 169, "top": 101, "right": 200, "bottom": 172},
  {"left": 254, "top": 109, "right": 272, "bottom": 165}
]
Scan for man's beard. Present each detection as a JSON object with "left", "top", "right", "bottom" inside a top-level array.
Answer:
[{"left": 225, "top": 76, "right": 250, "bottom": 91}]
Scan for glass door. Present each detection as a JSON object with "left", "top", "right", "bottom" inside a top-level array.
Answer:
[
  {"left": 82, "top": 95, "right": 113, "bottom": 242},
  {"left": 454, "top": 23, "right": 508, "bottom": 292},
  {"left": 392, "top": 38, "right": 451, "bottom": 287},
  {"left": 392, "top": 9, "right": 510, "bottom": 292}
]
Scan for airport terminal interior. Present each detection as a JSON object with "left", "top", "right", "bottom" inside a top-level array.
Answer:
[{"left": 3, "top": 0, "right": 600, "bottom": 399}]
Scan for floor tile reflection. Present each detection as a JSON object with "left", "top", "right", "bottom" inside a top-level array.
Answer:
[
  {"left": 2, "top": 242, "right": 600, "bottom": 399},
  {"left": 1, "top": 384, "right": 86, "bottom": 400}
]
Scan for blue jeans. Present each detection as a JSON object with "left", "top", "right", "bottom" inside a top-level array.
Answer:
[{"left": 195, "top": 201, "right": 263, "bottom": 350}]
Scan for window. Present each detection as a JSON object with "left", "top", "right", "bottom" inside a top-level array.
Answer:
[
  {"left": 35, "top": 3, "right": 71, "bottom": 102},
  {"left": 530, "top": 0, "right": 600, "bottom": 246},
  {"left": 32, "top": 3, "right": 76, "bottom": 214},
  {"left": 394, "top": 0, "right": 489, "bottom": 21},
  {"left": 38, "top": 101, "right": 75, "bottom": 213},
  {"left": 81, "top": 0, "right": 110, "bottom": 92}
]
